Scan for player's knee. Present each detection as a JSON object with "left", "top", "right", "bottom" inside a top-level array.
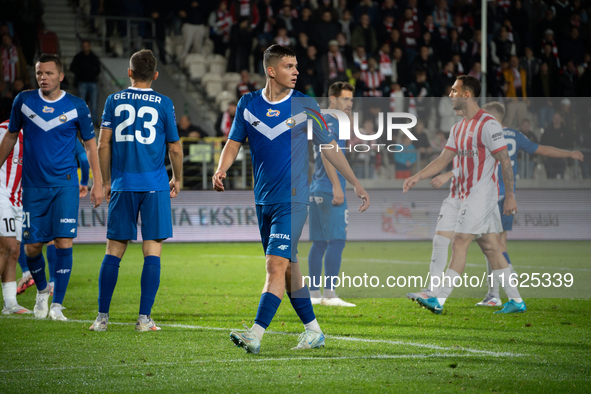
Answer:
[
  {"left": 451, "top": 233, "right": 471, "bottom": 251},
  {"left": 24, "top": 243, "right": 43, "bottom": 258},
  {"left": 266, "top": 256, "right": 289, "bottom": 277},
  {"left": 326, "top": 239, "right": 345, "bottom": 254}
]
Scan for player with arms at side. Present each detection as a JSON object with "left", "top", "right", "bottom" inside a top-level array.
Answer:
[
  {"left": 404, "top": 76, "right": 525, "bottom": 314},
  {"left": 0, "top": 120, "right": 30, "bottom": 314},
  {"left": 90, "top": 49, "right": 183, "bottom": 332},
  {"left": 212, "top": 45, "right": 369, "bottom": 354},
  {"left": 0, "top": 54, "right": 103, "bottom": 321},
  {"left": 16, "top": 139, "right": 90, "bottom": 296},
  {"left": 308, "top": 81, "right": 355, "bottom": 307}
]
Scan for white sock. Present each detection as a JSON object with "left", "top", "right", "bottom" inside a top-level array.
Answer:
[
  {"left": 485, "top": 256, "right": 500, "bottom": 299},
  {"left": 22, "top": 270, "right": 30, "bottom": 277},
  {"left": 493, "top": 268, "right": 523, "bottom": 303},
  {"left": 1, "top": 282, "right": 17, "bottom": 308},
  {"left": 50, "top": 303, "right": 62, "bottom": 309},
  {"left": 309, "top": 289, "right": 321, "bottom": 298},
  {"left": 251, "top": 323, "right": 266, "bottom": 339},
  {"left": 304, "top": 318, "right": 321, "bottom": 333},
  {"left": 429, "top": 235, "right": 451, "bottom": 291},
  {"left": 323, "top": 288, "right": 336, "bottom": 298},
  {"left": 438, "top": 297, "right": 447, "bottom": 306},
  {"left": 436, "top": 269, "right": 461, "bottom": 299},
  {"left": 38, "top": 284, "right": 51, "bottom": 294}
]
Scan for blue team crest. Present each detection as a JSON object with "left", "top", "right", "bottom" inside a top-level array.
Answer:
[
  {"left": 59, "top": 114, "right": 67, "bottom": 123},
  {"left": 266, "top": 109, "right": 280, "bottom": 117},
  {"left": 42, "top": 106, "right": 54, "bottom": 113}
]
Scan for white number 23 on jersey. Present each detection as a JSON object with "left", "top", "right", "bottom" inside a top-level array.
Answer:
[{"left": 114, "top": 104, "right": 158, "bottom": 145}]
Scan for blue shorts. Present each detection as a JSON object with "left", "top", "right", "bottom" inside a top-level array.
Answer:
[
  {"left": 309, "top": 191, "right": 348, "bottom": 241},
  {"left": 107, "top": 191, "right": 172, "bottom": 241},
  {"left": 22, "top": 186, "right": 79, "bottom": 244},
  {"left": 498, "top": 198, "right": 514, "bottom": 231},
  {"left": 256, "top": 202, "right": 308, "bottom": 262}
]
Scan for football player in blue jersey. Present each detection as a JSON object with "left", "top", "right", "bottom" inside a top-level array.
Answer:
[
  {"left": 0, "top": 53, "right": 103, "bottom": 321},
  {"left": 16, "top": 139, "right": 90, "bottom": 296},
  {"left": 89, "top": 49, "right": 183, "bottom": 332},
  {"left": 474, "top": 101, "right": 584, "bottom": 306},
  {"left": 212, "top": 45, "right": 369, "bottom": 354},
  {"left": 308, "top": 82, "right": 356, "bottom": 307}
]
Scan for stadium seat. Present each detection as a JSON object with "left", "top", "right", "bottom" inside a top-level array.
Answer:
[
  {"left": 223, "top": 72, "right": 241, "bottom": 90},
  {"left": 205, "top": 81, "right": 224, "bottom": 98},
  {"left": 201, "top": 73, "right": 224, "bottom": 85},
  {"left": 185, "top": 53, "right": 205, "bottom": 68},
  {"left": 189, "top": 62, "right": 207, "bottom": 80},
  {"left": 215, "top": 90, "right": 236, "bottom": 105}
]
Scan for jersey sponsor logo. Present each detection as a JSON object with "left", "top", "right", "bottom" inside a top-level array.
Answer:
[
  {"left": 269, "top": 233, "right": 290, "bottom": 240},
  {"left": 12, "top": 157, "right": 22, "bottom": 165},
  {"left": 42, "top": 106, "right": 54, "bottom": 113},
  {"left": 59, "top": 114, "right": 68, "bottom": 123},
  {"left": 56, "top": 269, "right": 71, "bottom": 274},
  {"left": 277, "top": 245, "right": 289, "bottom": 250},
  {"left": 492, "top": 132, "right": 503, "bottom": 141},
  {"left": 266, "top": 109, "right": 280, "bottom": 117},
  {"left": 60, "top": 218, "right": 77, "bottom": 223},
  {"left": 458, "top": 149, "right": 479, "bottom": 157}
]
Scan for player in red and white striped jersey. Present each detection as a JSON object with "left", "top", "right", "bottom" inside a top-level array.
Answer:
[
  {"left": 403, "top": 76, "right": 525, "bottom": 314},
  {"left": 0, "top": 119, "right": 30, "bottom": 314}
]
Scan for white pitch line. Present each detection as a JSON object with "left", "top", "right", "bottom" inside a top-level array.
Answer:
[
  {"left": 0, "top": 316, "right": 524, "bottom": 358},
  {"left": 201, "top": 254, "right": 591, "bottom": 272},
  {"left": 0, "top": 353, "right": 478, "bottom": 374}
]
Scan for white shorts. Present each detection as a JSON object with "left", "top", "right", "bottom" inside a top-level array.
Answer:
[
  {"left": 455, "top": 196, "right": 502, "bottom": 236},
  {"left": 435, "top": 196, "right": 461, "bottom": 233},
  {"left": 0, "top": 197, "right": 22, "bottom": 242}
]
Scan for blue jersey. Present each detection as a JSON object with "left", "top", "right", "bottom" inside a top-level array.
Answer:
[
  {"left": 498, "top": 127, "right": 539, "bottom": 197},
  {"left": 101, "top": 87, "right": 179, "bottom": 192},
  {"left": 8, "top": 90, "right": 95, "bottom": 187},
  {"left": 309, "top": 114, "right": 346, "bottom": 196},
  {"left": 229, "top": 89, "right": 332, "bottom": 205},
  {"left": 75, "top": 139, "right": 90, "bottom": 186}
]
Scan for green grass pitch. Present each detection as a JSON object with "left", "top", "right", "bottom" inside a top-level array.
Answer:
[{"left": 0, "top": 241, "right": 589, "bottom": 393}]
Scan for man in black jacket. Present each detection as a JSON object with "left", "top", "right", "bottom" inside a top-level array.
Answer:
[{"left": 70, "top": 40, "right": 101, "bottom": 127}]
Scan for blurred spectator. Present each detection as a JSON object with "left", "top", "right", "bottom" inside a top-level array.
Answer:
[
  {"left": 257, "top": 0, "right": 276, "bottom": 44},
  {"left": 533, "top": 64, "right": 557, "bottom": 128},
  {"left": 178, "top": 115, "right": 206, "bottom": 138},
  {"left": 295, "top": 32, "right": 310, "bottom": 60},
  {"left": 322, "top": 40, "right": 348, "bottom": 88},
  {"left": 467, "top": 61, "right": 481, "bottom": 79},
  {"left": 394, "top": 134, "right": 416, "bottom": 179},
  {"left": 411, "top": 45, "right": 438, "bottom": 86},
  {"left": 377, "top": 43, "right": 392, "bottom": 84},
  {"left": 377, "top": 15, "right": 396, "bottom": 45},
  {"left": 316, "top": 0, "right": 339, "bottom": 23},
  {"left": 389, "top": 82, "right": 404, "bottom": 112},
  {"left": 388, "top": 28, "right": 404, "bottom": 53},
  {"left": 451, "top": 54, "right": 465, "bottom": 76},
  {"left": 422, "top": 15, "right": 441, "bottom": 45},
  {"left": 298, "top": 45, "right": 323, "bottom": 96},
  {"left": 520, "top": 47, "right": 540, "bottom": 97},
  {"left": 348, "top": 118, "right": 376, "bottom": 179},
  {"left": 503, "top": 55, "right": 527, "bottom": 98},
  {"left": 293, "top": 7, "right": 314, "bottom": 38},
  {"left": 467, "top": 29, "right": 482, "bottom": 65},
  {"left": 441, "top": 28, "right": 467, "bottom": 65},
  {"left": 1, "top": 34, "right": 28, "bottom": 87},
  {"left": 490, "top": 26, "right": 516, "bottom": 65},
  {"left": 408, "top": 69, "right": 431, "bottom": 120},
  {"left": 227, "top": 18, "right": 253, "bottom": 73},
  {"left": 381, "top": 0, "right": 398, "bottom": 20},
  {"left": 541, "top": 111, "right": 574, "bottom": 178},
  {"left": 541, "top": 29, "right": 559, "bottom": 64},
  {"left": 277, "top": 3, "right": 295, "bottom": 33},
  {"left": 432, "top": 0, "right": 452, "bottom": 40},
  {"left": 399, "top": 7, "right": 421, "bottom": 63},
  {"left": 336, "top": 32, "right": 353, "bottom": 64},
  {"left": 273, "top": 27, "right": 293, "bottom": 47},
  {"left": 315, "top": 10, "right": 340, "bottom": 54},
  {"left": 208, "top": 0, "right": 233, "bottom": 56},
  {"left": 216, "top": 102, "right": 236, "bottom": 141},
  {"left": 353, "top": 46, "right": 368, "bottom": 71},
  {"left": 390, "top": 47, "right": 410, "bottom": 86},
  {"left": 453, "top": 14, "right": 473, "bottom": 43},
  {"left": 229, "top": 0, "right": 260, "bottom": 29},
  {"left": 430, "top": 130, "right": 448, "bottom": 156},
  {"left": 358, "top": 57, "right": 384, "bottom": 97},
  {"left": 179, "top": 1, "right": 209, "bottom": 64},
  {"left": 578, "top": 53, "right": 591, "bottom": 96},
  {"left": 236, "top": 70, "right": 258, "bottom": 98},
  {"left": 418, "top": 30, "right": 436, "bottom": 58},
  {"left": 540, "top": 43, "right": 560, "bottom": 77},
  {"left": 355, "top": 0, "right": 379, "bottom": 25},
  {"left": 338, "top": 9, "right": 354, "bottom": 44},
  {"left": 145, "top": 0, "right": 168, "bottom": 63},
  {"left": 559, "top": 60, "right": 579, "bottom": 97},
  {"left": 559, "top": 98, "right": 579, "bottom": 144},
  {"left": 560, "top": 26, "right": 584, "bottom": 65},
  {"left": 70, "top": 40, "right": 101, "bottom": 127},
  {"left": 438, "top": 61, "right": 456, "bottom": 97},
  {"left": 411, "top": 119, "right": 432, "bottom": 169},
  {"left": 351, "top": 14, "right": 378, "bottom": 56}
]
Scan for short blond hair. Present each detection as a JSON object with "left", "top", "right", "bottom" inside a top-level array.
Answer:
[{"left": 482, "top": 101, "right": 505, "bottom": 121}]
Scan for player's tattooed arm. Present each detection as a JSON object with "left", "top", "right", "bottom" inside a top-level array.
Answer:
[{"left": 492, "top": 148, "right": 517, "bottom": 215}]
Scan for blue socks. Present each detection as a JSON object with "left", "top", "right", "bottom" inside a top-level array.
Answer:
[
  {"left": 502, "top": 252, "right": 512, "bottom": 266},
  {"left": 53, "top": 247, "right": 73, "bottom": 304},
  {"left": 18, "top": 242, "right": 28, "bottom": 273},
  {"left": 254, "top": 292, "right": 282, "bottom": 329},
  {"left": 26, "top": 253, "right": 47, "bottom": 291},
  {"left": 98, "top": 255, "right": 121, "bottom": 313},
  {"left": 47, "top": 244, "right": 57, "bottom": 284},
  {"left": 308, "top": 241, "right": 327, "bottom": 290},
  {"left": 325, "top": 240, "right": 345, "bottom": 290},
  {"left": 288, "top": 286, "right": 316, "bottom": 325},
  {"left": 139, "top": 256, "right": 161, "bottom": 316}
]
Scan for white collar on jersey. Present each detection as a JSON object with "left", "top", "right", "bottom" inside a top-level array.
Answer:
[
  {"left": 127, "top": 87, "right": 154, "bottom": 91},
  {"left": 37, "top": 89, "right": 65, "bottom": 103},
  {"left": 261, "top": 89, "right": 293, "bottom": 105}
]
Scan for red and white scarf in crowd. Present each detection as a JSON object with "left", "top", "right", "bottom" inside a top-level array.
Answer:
[
  {"left": 360, "top": 69, "right": 384, "bottom": 97},
  {"left": 221, "top": 111, "right": 233, "bottom": 136},
  {"left": 401, "top": 20, "right": 418, "bottom": 48},
  {"left": 379, "top": 50, "right": 392, "bottom": 76},
  {"left": 328, "top": 51, "right": 344, "bottom": 79},
  {"left": 275, "top": 35, "right": 291, "bottom": 47},
  {"left": 434, "top": 7, "right": 450, "bottom": 39},
  {"left": 389, "top": 89, "right": 404, "bottom": 112},
  {"left": 216, "top": 9, "right": 233, "bottom": 42},
  {"left": 263, "top": 3, "right": 274, "bottom": 33},
  {"left": 498, "top": 0, "right": 511, "bottom": 13},
  {"left": 541, "top": 38, "right": 559, "bottom": 59},
  {"left": 354, "top": 53, "right": 368, "bottom": 70},
  {"left": 1, "top": 45, "right": 18, "bottom": 83}
]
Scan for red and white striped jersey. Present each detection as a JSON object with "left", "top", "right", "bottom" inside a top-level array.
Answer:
[
  {"left": 0, "top": 120, "right": 23, "bottom": 207},
  {"left": 444, "top": 109, "right": 506, "bottom": 201}
]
